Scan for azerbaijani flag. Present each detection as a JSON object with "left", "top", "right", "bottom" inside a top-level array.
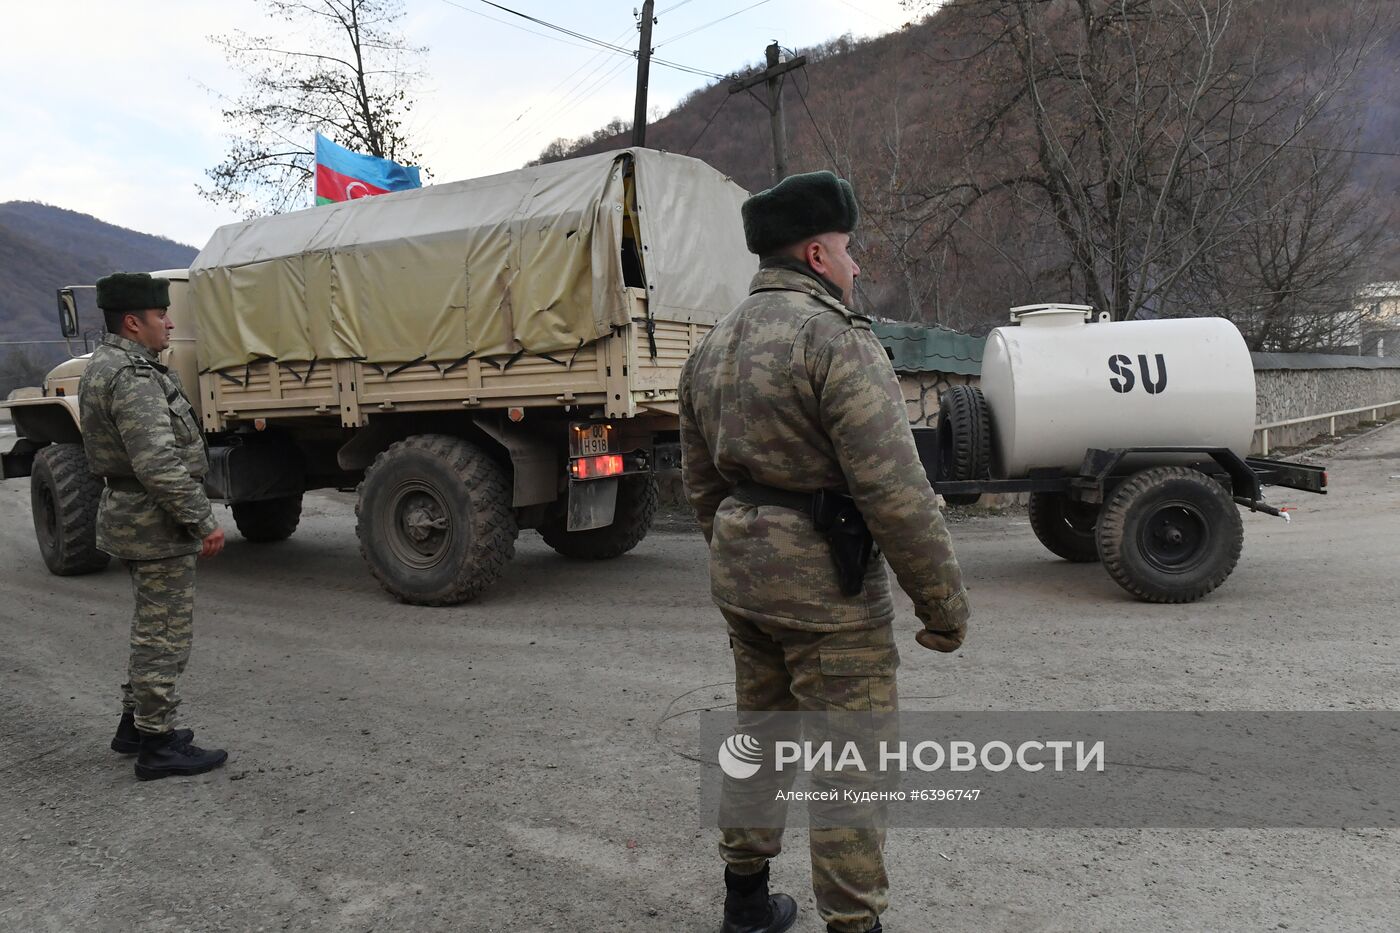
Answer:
[{"left": 314, "top": 133, "right": 422, "bottom": 205}]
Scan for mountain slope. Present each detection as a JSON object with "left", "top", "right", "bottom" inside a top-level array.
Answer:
[
  {"left": 542, "top": 2, "right": 1400, "bottom": 332},
  {"left": 0, "top": 202, "right": 198, "bottom": 354}
]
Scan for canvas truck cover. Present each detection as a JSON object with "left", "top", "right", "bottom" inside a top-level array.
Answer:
[{"left": 189, "top": 148, "right": 756, "bottom": 371}]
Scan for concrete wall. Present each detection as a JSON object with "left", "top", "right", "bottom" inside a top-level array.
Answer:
[{"left": 1253, "top": 366, "right": 1400, "bottom": 452}]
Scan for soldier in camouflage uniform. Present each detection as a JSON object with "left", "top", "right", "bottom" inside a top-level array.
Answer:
[
  {"left": 679, "top": 172, "right": 970, "bottom": 933},
  {"left": 79, "top": 272, "right": 229, "bottom": 781}
]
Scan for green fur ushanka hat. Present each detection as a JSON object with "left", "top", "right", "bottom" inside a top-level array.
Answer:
[
  {"left": 96, "top": 272, "right": 170, "bottom": 312},
  {"left": 741, "top": 170, "right": 860, "bottom": 255}
]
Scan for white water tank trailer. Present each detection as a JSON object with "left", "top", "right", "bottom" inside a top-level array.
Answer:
[
  {"left": 980, "top": 305, "right": 1256, "bottom": 478},
  {"left": 919, "top": 304, "right": 1327, "bottom": 604}
]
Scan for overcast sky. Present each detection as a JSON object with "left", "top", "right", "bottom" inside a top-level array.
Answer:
[{"left": 0, "top": 0, "right": 920, "bottom": 247}]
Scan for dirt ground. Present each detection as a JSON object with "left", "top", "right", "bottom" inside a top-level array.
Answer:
[{"left": 2, "top": 424, "right": 1398, "bottom": 933}]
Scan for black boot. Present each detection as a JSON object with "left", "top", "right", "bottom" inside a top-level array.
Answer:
[
  {"left": 134, "top": 729, "right": 228, "bottom": 781},
  {"left": 828, "top": 924, "right": 882, "bottom": 933},
  {"left": 720, "top": 864, "right": 797, "bottom": 933},
  {"left": 111, "top": 712, "right": 192, "bottom": 755}
]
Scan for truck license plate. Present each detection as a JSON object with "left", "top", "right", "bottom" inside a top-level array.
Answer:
[{"left": 572, "top": 423, "right": 612, "bottom": 457}]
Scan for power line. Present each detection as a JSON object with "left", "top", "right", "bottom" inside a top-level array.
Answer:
[
  {"left": 439, "top": 0, "right": 722, "bottom": 79},
  {"left": 792, "top": 71, "right": 908, "bottom": 268},
  {"left": 492, "top": 20, "right": 638, "bottom": 151},
  {"left": 496, "top": 56, "right": 635, "bottom": 159},
  {"left": 436, "top": 0, "right": 606, "bottom": 53},
  {"left": 473, "top": 0, "right": 635, "bottom": 55},
  {"left": 656, "top": 0, "right": 777, "bottom": 49},
  {"left": 685, "top": 93, "right": 731, "bottom": 154}
]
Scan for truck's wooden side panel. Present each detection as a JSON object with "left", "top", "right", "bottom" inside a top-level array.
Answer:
[{"left": 200, "top": 292, "right": 712, "bottom": 430}]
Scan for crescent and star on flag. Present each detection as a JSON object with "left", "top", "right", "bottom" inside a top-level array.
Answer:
[{"left": 313, "top": 133, "right": 422, "bottom": 205}]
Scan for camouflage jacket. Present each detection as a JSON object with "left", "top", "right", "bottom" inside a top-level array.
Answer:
[
  {"left": 679, "top": 263, "right": 969, "bottom": 636},
  {"left": 79, "top": 334, "right": 216, "bottom": 560}
]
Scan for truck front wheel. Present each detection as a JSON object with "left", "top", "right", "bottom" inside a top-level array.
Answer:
[
  {"left": 231, "top": 495, "right": 303, "bottom": 543},
  {"left": 539, "top": 474, "right": 658, "bottom": 560},
  {"left": 30, "top": 443, "right": 110, "bottom": 576},
  {"left": 1028, "top": 491, "right": 1100, "bottom": 562},
  {"left": 1096, "top": 466, "right": 1242, "bottom": 603},
  {"left": 356, "top": 435, "right": 518, "bottom": 605}
]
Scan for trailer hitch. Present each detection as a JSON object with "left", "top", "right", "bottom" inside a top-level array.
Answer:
[{"left": 1234, "top": 497, "right": 1290, "bottom": 523}]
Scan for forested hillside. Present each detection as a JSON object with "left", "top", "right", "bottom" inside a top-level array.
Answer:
[
  {"left": 0, "top": 202, "right": 197, "bottom": 386},
  {"left": 543, "top": 0, "right": 1400, "bottom": 347}
]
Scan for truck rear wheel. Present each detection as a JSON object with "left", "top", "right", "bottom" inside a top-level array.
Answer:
[
  {"left": 1028, "top": 491, "right": 1100, "bottom": 562},
  {"left": 1096, "top": 466, "right": 1242, "bottom": 603},
  {"left": 540, "top": 474, "right": 658, "bottom": 560},
  {"left": 30, "top": 443, "right": 110, "bottom": 576},
  {"left": 231, "top": 495, "right": 303, "bottom": 543},
  {"left": 356, "top": 435, "right": 517, "bottom": 605},
  {"left": 937, "top": 385, "right": 991, "bottom": 506}
]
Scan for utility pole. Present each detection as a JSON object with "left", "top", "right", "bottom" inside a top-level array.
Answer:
[
  {"left": 632, "top": 1, "right": 656, "bottom": 147},
  {"left": 729, "top": 41, "right": 807, "bottom": 181}
]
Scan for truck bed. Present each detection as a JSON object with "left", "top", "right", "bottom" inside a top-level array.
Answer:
[{"left": 201, "top": 292, "right": 706, "bottom": 431}]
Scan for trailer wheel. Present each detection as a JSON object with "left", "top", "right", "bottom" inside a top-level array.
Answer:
[
  {"left": 937, "top": 384, "right": 992, "bottom": 506},
  {"left": 1028, "top": 492, "right": 1100, "bottom": 562},
  {"left": 30, "top": 443, "right": 110, "bottom": 576},
  {"left": 231, "top": 495, "right": 303, "bottom": 543},
  {"left": 1096, "top": 466, "right": 1242, "bottom": 603},
  {"left": 540, "top": 474, "right": 658, "bottom": 560},
  {"left": 356, "top": 435, "right": 517, "bottom": 605}
]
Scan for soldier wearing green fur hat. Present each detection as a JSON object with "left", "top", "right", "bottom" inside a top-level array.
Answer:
[
  {"left": 680, "top": 172, "right": 971, "bottom": 933},
  {"left": 79, "top": 271, "right": 230, "bottom": 780}
]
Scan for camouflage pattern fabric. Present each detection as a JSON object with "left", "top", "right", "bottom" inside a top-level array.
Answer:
[
  {"left": 122, "top": 554, "right": 198, "bottom": 733},
  {"left": 79, "top": 334, "right": 216, "bottom": 560},
  {"left": 678, "top": 264, "right": 969, "bottom": 640},
  {"left": 719, "top": 610, "right": 898, "bottom": 932}
]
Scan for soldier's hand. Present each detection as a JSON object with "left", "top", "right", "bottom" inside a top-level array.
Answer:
[
  {"left": 917, "top": 589, "right": 970, "bottom": 652},
  {"left": 916, "top": 627, "right": 964, "bottom": 653},
  {"left": 200, "top": 527, "right": 226, "bottom": 559}
]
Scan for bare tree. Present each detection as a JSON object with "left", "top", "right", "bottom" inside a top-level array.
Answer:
[
  {"left": 200, "top": 0, "right": 426, "bottom": 216},
  {"left": 899, "top": 0, "right": 1390, "bottom": 326},
  {"left": 1184, "top": 136, "right": 1389, "bottom": 351}
]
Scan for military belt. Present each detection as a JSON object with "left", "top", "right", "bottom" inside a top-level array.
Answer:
[
  {"left": 732, "top": 482, "right": 818, "bottom": 516},
  {"left": 104, "top": 476, "right": 146, "bottom": 494},
  {"left": 731, "top": 482, "right": 875, "bottom": 597}
]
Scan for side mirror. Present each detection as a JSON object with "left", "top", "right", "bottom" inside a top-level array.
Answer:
[{"left": 56, "top": 288, "right": 79, "bottom": 339}]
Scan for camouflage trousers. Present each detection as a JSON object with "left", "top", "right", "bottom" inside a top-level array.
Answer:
[
  {"left": 719, "top": 609, "right": 899, "bottom": 933},
  {"left": 118, "top": 554, "right": 198, "bottom": 734}
]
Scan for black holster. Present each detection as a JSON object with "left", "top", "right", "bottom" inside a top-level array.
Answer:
[{"left": 734, "top": 483, "right": 875, "bottom": 597}]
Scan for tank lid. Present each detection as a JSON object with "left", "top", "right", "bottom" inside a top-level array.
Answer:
[{"left": 1009, "top": 303, "right": 1098, "bottom": 326}]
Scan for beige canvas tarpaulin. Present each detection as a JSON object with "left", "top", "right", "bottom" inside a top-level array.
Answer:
[{"left": 189, "top": 148, "right": 755, "bottom": 372}]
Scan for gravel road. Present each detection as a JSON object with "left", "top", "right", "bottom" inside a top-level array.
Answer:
[{"left": 2, "top": 425, "right": 1397, "bottom": 932}]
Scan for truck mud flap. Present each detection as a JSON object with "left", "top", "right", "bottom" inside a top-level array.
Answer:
[
  {"left": 1, "top": 437, "right": 41, "bottom": 480},
  {"left": 567, "top": 477, "right": 618, "bottom": 531}
]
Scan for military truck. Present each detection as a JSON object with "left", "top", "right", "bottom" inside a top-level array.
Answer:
[{"left": 0, "top": 148, "right": 755, "bottom": 605}]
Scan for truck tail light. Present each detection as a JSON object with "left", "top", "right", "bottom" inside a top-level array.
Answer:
[{"left": 570, "top": 454, "right": 624, "bottom": 480}]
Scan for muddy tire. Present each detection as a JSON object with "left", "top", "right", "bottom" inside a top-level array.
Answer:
[
  {"left": 540, "top": 474, "right": 658, "bottom": 560},
  {"left": 30, "top": 443, "right": 110, "bottom": 576},
  {"left": 231, "top": 495, "right": 303, "bottom": 543},
  {"left": 937, "top": 384, "right": 992, "bottom": 506},
  {"left": 1028, "top": 491, "right": 1100, "bottom": 562},
  {"left": 1096, "top": 466, "right": 1242, "bottom": 603},
  {"left": 355, "top": 435, "right": 517, "bottom": 605}
]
